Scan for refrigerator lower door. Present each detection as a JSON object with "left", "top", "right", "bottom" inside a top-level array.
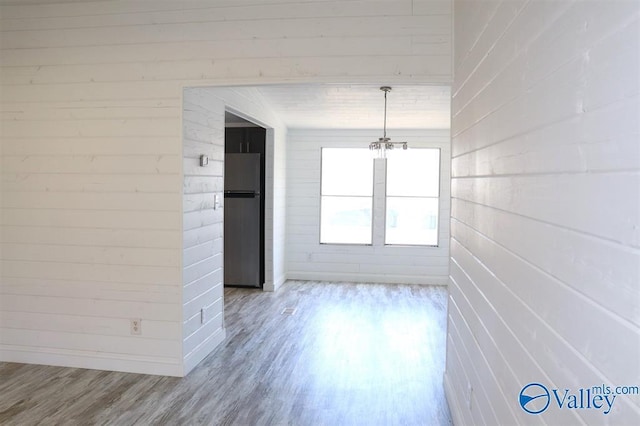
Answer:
[{"left": 224, "top": 195, "right": 261, "bottom": 287}]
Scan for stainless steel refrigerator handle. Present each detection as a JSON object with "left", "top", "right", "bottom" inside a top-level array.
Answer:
[{"left": 224, "top": 191, "right": 260, "bottom": 198}]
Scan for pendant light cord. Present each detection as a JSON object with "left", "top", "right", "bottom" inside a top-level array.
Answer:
[
  {"left": 383, "top": 89, "right": 388, "bottom": 140},
  {"left": 369, "top": 86, "right": 407, "bottom": 152}
]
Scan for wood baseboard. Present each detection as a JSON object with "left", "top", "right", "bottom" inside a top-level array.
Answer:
[{"left": 0, "top": 344, "right": 183, "bottom": 377}]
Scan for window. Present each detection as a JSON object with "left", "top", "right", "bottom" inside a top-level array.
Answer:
[
  {"left": 385, "top": 149, "right": 440, "bottom": 246},
  {"left": 320, "top": 147, "right": 440, "bottom": 246},
  {"left": 320, "top": 148, "right": 373, "bottom": 244}
]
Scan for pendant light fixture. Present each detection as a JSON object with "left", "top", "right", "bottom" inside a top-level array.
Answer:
[{"left": 369, "top": 86, "right": 408, "bottom": 157}]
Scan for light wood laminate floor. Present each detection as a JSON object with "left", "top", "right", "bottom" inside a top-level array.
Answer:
[{"left": 0, "top": 281, "right": 451, "bottom": 425}]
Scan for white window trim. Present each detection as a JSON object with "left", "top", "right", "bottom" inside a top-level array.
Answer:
[
  {"left": 319, "top": 147, "right": 441, "bottom": 247},
  {"left": 319, "top": 148, "right": 374, "bottom": 245},
  {"left": 384, "top": 148, "right": 441, "bottom": 247}
]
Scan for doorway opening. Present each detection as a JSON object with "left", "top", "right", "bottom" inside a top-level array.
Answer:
[{"left": 223, "top": 112, "right": 266, "bottom": 289}]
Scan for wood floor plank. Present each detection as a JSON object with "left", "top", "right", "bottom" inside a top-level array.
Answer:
[{"left": 0, "top": 281, "right": 451, "bottom": 425}]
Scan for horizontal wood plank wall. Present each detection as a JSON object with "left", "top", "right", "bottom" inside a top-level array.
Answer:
[
  {"left": 181, "top": 88, "right": 226, "bottom": 375},
  {"left": 267, "top": 127, "right": 288, "bottom": 291},
  {"left": 286, "top": 129, "right": 450, "bottom": 285},
  {"left": 0, "top": 0, "right": 452, "bottom": 85},
  {"left": 446, "top": 0, "right": 640, "bottom": 424},
  {"left": 0, "top": 0, "right": 450, "bottom": 375},
  {"left": 0, "top": 110, "right": 184, "bottom": 377},
  {"left": 181, "top": 86, "right": 287, "bottom": 374},
  {"left": 0, "top": 101, "right": 2, "bottom": 312}
]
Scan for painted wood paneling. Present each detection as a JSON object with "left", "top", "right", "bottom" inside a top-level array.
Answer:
[
  {"left": 446, "top": 0, "right": 640, "bottom": 423},
  {"left": 271, "top": 126, "right": 288, "bottom": 289},
  {"left": 181, "top": 88, "right": 226, "bottom": 375},
  {"left": 0, "top": 0, "right": 450, "bottom": 27},
  {"left": 286, "top": 129, "right": 450, "bottom": 285},
  {"left": 181, "top": 86, "right": 287, "bottom": 373},
  {"left": 0, "top": 0, "right": 450, "bottom": 375}
]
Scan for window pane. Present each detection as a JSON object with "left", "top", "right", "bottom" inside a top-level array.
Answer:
[
  {"left": 321, "top": 196, "right": 372, "bottom": 244},
  {"left": 321, "top": 148, "right": 373, "bottom": 196},
  {"left": 387, "top": 149, "right": 440, "bottom": 197},
  {"left": 385, "top": 197, "right": 438, "bottom": 246}
]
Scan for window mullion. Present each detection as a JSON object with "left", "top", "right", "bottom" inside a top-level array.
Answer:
[{"left": 372, "top": 158, "right": 387, "bottom": 246}]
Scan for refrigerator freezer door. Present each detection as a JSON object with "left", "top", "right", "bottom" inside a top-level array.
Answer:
[
  {"left": 224, "top": 152, "right": 263, "bottom": 288},
  {"left": 225, "top": 153, "right": 261, "bottom": 193}
]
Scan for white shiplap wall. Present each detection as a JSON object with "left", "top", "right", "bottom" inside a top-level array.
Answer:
[
  {"left": 270, "top": 124, "right": 288, "bottom": 290},
  {"left": 182, "top": 88, "right": 226, "bottom": 375},
  {"left": 0, "top": 0, "right": 450, "bottom": 375},
  {"left": 0, "top": 100, "right": 184, "bottom": 375},
  {"left": 446, "top": 1, "right": 640, "bottom": 424},
  {"left": 0, "top": 0, "right": 452, "bottom": 84},
  {"left": 287, "top": 129, "right": 450, "bottom": 285},
  {"left": 181, "top": 86, "right": 287, "bottom": 374}
]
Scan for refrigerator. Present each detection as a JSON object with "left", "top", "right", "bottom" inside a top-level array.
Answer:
[{"left": 224, "top": 153, "right": 263, "bottom": 288}]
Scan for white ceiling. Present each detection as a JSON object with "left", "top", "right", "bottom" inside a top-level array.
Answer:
[{"left": 251, "top": 84, "right": 451, "bottom": 130}]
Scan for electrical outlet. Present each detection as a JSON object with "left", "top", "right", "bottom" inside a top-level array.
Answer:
[
  {"left": 200, "top": 308, "right": 206, "bottom": 324},
  {"left": 130, "top": 318, "right": 142, "bottom": 335}
]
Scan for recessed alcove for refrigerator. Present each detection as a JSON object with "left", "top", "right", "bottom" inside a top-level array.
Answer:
[{"left": 224, "top": 124, "right": 266, "bottom": 288}]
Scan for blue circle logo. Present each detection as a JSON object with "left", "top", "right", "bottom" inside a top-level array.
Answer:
[{"left": 519, "top": 383, "right": 550, "bottom": 414}]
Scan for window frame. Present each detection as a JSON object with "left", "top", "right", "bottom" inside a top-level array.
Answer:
[
  {"left": 384, "top": 147, "right": 441, "bottom": 247},
  {"left": 318, "top": 146, "right": 442, "bottom": 247},
  {"left": 319, "top": 147, "right": 374, "bottom": 245}
]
